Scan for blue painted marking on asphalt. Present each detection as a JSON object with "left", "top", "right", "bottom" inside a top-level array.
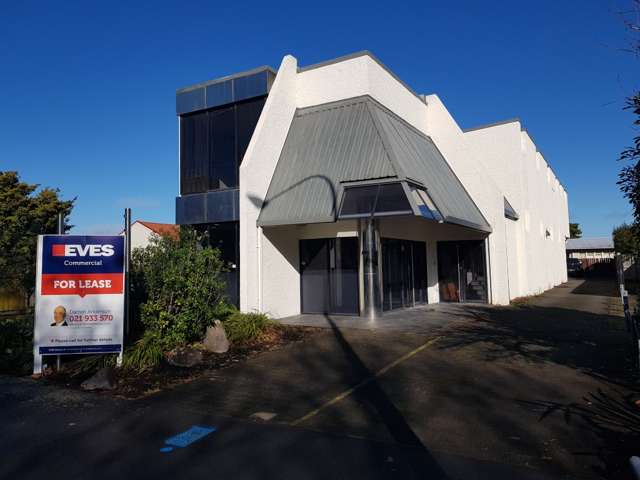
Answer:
[
  {"left": 164, "top": 425, "right": 217, "bottom": 449},
  {"left": 160, "top": 447, "right": 174, "bottom": 453}
]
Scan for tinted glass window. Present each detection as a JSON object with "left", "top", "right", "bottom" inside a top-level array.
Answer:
[
  {"left": 179, "top": 97, "right": 266, "bottom": 195},
  {"left": 411, "top": 187, "right": 442, "bottom": 221},
  {"left": 339, "top": 185, "right": 379, "bottom": 217},
  {"left": 233, "top": 71, "right": 269, "bottom": 101},
  {"left": 176, "top": 88, "right": 205, "bottom": 115},
  {"left": 180, "top": 112, "right": 209, "bottom": 195},
  {"left": 375, "top": 183, "right": 412, "bottom": 214},
  {"left": 175, "top": 193, "right": 206, "bottom": 224},
  {"left": 205, "top": 80, "right": 233, "bottom": 109},
  {"left": 210, "top": 106, "right": 236, "bottom": 189},
  {"left": 236, "top": 97, "right": 266, "bottom": 164}
]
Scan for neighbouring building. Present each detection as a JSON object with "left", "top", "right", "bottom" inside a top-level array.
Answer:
[
  {"left": 565, "top": 237, "right": 615, "bottom": 263},
  {"left": 125, "top": 221, "right": 179, "bottom": 250},
  {"left": 175, "top": 51, "right": 569, "bottom": 318}
]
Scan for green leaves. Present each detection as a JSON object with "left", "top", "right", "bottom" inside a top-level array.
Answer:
[
  {"left": 613, "top": 223, "right": 640, "bottom": 256},
  {"left": 131, "top": 227, "right": 229, "bottom": 349},
  {"left": 618, "top": 94, "right": 640, "bottom": 230},
  {"left": 0, "top": 171, "right": 74, "bottom": 295},
  {"left": 223, "top": 312, "right": 273, "bottom": 344}
]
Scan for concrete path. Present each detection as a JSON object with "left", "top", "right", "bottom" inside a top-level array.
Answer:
[
  {"left": 1, "top": 278, "right": 635, "bottom": 479},
  {"left": 279, "top": 302, "right": 483, "bottom": 335}
]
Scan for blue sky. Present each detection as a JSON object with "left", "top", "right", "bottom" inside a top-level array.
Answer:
[{"left": 0, "top": 0, "right": 637, "bottom": 237}]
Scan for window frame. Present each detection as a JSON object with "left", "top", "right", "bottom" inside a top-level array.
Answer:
[{"left": 337, "top": 181, "right": 414, "bottom": 219}]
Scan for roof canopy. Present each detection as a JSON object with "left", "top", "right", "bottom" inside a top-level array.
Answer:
[
  {"left": 257, "top": 95, "right": 490, "bottom": 232},
  {"left": 566, "top": 237, "right": 614, "bottom": 250}
]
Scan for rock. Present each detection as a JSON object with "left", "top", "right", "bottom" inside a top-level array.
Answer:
[
  {"left": 203, "top": 320, "right": 230, "bottom": 353},
  {"left": 81, "top": 367, "right": 116, "bottom": 391},
  {"left": 165, "top": 346, "right": 203, "bottom": 368},
  {"left": 250, "top": 411, "right": 277, "bottom": 422}
]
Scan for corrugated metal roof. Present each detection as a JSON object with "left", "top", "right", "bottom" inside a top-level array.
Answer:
[
  {"left": 257, "top": 96, "right": 490, "bottom": 232},
  {"left": 566, "top": 237, "right": 614, "bottom": 250}
]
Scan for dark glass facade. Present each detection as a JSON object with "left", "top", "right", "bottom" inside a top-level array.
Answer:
[
  {"left": 195, "top": 222, "right": 240, "bottom": 307},
  {"left": 176, "top": 68, "right": 274, "bottom": 309},
  {"left": 180, "top": 96, "right": 266, "bottom": 195}
]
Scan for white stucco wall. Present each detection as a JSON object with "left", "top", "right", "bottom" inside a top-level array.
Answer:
[
  {"left": 464, "top": 123, "right": 569, "bottom": 298},
  {"left": 238, "top": 51, "right": 569, "bottom": 316},
  {"left": 121, "top": 222, "right": 156, "bottom": 251},
  {"left": 239, "top": 55, "right": 298, "bottom": 314}
]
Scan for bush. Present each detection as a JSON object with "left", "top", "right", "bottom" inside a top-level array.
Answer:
[
  {"left": 223, "top": 312, "right": 273, "bottom": 344},
  {"left": 131, "top": 228, "right": 230, "bottom": 349},
  {"left": 122, "top": 331, "right": 164, "bottom": 373},
  {"left": 68, "top": 332, "right": 165, "bottom": 376},
  {"left": 0, "top": 314, "right": 33, "bottom": 374}
]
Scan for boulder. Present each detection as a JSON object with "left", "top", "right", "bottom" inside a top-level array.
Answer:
[
  {"left": 81, "top": 367, "right": 116, "bottom": 391},
  {"left": 203, "top": 320, "right": 230, "bottom": 353},
  {"left": 165, "top": 346, "right": 203, "bottom": 368}
]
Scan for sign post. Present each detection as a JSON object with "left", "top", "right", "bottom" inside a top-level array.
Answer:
[{"left": 33, "top": 235, "right": 125, "bottom": 375}]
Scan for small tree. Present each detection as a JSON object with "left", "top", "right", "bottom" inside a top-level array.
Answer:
[
  {"left": 614, "top": 223, "right": 640, "bottom": 255},
  {"left": 569, "top": 223, "right": 582, "bottom": 239},
  {"left": 618, "top": 93, "right": 640, "bottom": 224},
  {"left": 131, "top": 227, "right": 229, "bottom": 349},
  {"left": 617, "top": 3, "right": 640, "bottom": 242},
  {"left": 0, "top": 171, "right": 74, "bottom": 298}
]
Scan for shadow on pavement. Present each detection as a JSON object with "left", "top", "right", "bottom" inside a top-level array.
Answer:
[
  {"left": 322, "top": 314, "right": 449, "bottom": 478},
  {"left": 570, "top": 279, "right": 618, "bottom": 297},
  {"left": 437, "top": 304, "right": 633, "bottom": 383},
  {"left": 517, "top": 387, "right": 640, "bottom": 480},
  {"left": 435, "top": 299, "right": 637, "bottom": 478}
]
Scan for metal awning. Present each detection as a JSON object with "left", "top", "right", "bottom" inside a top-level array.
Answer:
[
  {"left": 257, "top": 95, "right": 491, "bottom": 232},
  {"left": 504, "top": 197, "right": 519, "bottom": 221}
]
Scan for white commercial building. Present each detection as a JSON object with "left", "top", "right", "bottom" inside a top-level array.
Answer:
[{"left": 175, "top": 51, "right": 569, "bottom": 318}]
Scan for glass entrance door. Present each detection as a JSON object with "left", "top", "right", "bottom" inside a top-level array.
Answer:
[
  {"left": 300, "top": 238, "right": 359, "bottom": 315},
  {"left": 460, "top": 241, "right": 488, "bottom": 302},
  {"left": 437, "top": 240, "right": 488, "bottom": 303},
  {"left": 381, "top": 238, "right": 427, "bottom": 311}
]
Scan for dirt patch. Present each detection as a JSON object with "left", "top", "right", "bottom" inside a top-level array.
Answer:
[{"left": 42, "top": 325, "right": 320, "bottom": 399}]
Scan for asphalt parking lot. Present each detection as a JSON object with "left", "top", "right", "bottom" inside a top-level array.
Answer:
[{"left": 1, "top": 278, "right": 636, "bottom": 479}]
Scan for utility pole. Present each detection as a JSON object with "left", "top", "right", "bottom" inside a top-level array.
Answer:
[
  {"left": 124, "top": 208, "right": 131, "bottom": 339},
  {"left": 56, "top": 212, "right": 64, "bottom": 372}
]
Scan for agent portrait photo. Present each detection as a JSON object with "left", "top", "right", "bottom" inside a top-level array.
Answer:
[{"left": 50, "top": 305, "right": 68, "bottom": 326}]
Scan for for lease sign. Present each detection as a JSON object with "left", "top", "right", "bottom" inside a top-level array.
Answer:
[{"left": 34, "top": 235, "right": 125, "bottom": 356}]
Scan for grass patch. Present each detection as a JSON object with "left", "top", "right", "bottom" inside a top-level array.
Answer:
[
  {"left": 223, "top": 312, "right": 273, "bottom": 344},
  {"left": 510, "top": 293, "right": 543, "bottom": 307}
]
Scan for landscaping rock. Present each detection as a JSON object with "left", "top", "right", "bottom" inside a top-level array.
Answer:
[
  {"left": 165, "top": 347, "right": 203, "bottom": 368},
  {"left": 203, "top": 320, "right": 230, "bottom": 353},
  {"left": 81, "top": 367, "right": 116, "bottom": 391},
  {"left": 250, "top": 411, "right": 277, "bottom": 422}
]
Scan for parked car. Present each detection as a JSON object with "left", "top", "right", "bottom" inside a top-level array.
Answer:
[{"left": 567, "top": 258, "right": 583, "bottom": 277}]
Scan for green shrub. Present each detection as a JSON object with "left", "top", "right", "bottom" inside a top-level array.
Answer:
[
  {"left": 214, "top": 302, "right": 238, "bottom": 321},
  {"left": 67, "top": 353, "right": 117, "bottom": 378},
  {"left": 0, "top": 314, "right": 33, "bottom": 374},
  {"left": 66, "top": 331, "right": 164, "bottom": 377},
  {"left": 122, "top": 331, "right": 164, "bottom": 373},
  {"left": 131, "top": 228, "right": 230, "bottom": 349},
  {"left": 223, "top": 312, "right": 273, "bottom": 344}
]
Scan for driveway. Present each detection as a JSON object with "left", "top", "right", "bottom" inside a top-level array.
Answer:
[{"left": 1, "top": 278, "right": 636, "bottom": 479}]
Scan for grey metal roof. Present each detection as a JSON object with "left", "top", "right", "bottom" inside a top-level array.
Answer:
[
  {"left": 566, "top": 237, "right": 614, "bottom": 251},
  {"left": 257, "top": 96, "right": 491, "bottom": 232}
]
